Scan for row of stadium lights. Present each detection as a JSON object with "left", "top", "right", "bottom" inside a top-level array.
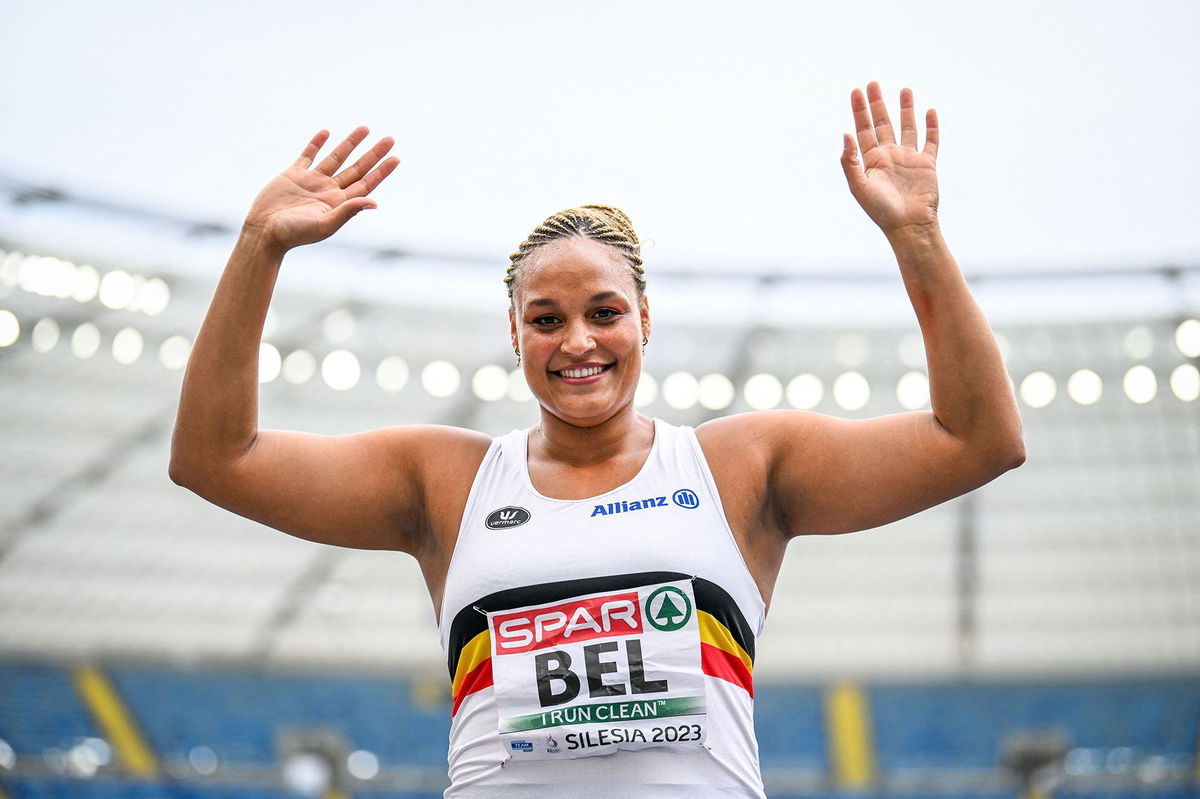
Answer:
[
  {"left": 2, "top": 733, "right": 1176, "bottom": 786},
  {"left": 0, "top": 249, "right": 170, "bottom": 316},
  {"left": 3, "top": 737, "right": 1178, "bottom": 786},
  {"left": 2, "top": 307, "right": 1199, "bottom": 410},
  {"left": 0, "top": 735, "right": 384, "bottom": 784}
]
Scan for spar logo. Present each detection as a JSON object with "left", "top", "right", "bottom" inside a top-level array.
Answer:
[
  {"left": 486, "top": 506, "right": 531, "bottom": 530},
  {"left": 492, "top": 592, "right": 643, "bottom": 654},
  {"left": 645, "top": 585, "right": 692, "bottom": 632}
]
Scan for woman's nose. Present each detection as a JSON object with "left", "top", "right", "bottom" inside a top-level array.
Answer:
[{"left": 561, "top": 321, "right": 595, "bottom": 355}]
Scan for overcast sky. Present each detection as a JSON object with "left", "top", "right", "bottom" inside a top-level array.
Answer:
[{"left": 2, "top": 0, "right": 1198, "bottom": 288}]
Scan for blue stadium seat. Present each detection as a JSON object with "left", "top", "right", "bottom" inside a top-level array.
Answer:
[
  {"left": 0, "top": 662, "right": 99, "bottom": 755},
  {"left": 108, "top": 665, "right": 450, "bottom": 767},
  {"left": 754, "top": 683, "right": 827, "bottom": 771},
  {"left": 0, "top": 777, "right": 446, "bottom": 799},
  {"left": 870, "top": 679, "right": 1200, "bottom": 772}
]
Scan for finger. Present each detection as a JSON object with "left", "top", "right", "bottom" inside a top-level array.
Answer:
[
  {"left": 922, "top": 108, "right": 939, "bottom": 160},
  {"left": 840, "top": 132, "right": 865, "bottom": 189},
  {"left": 345, "top": 155, "right": 400, "bottom": 199},
  {"left": 851, "top": 88, "right": 877, "bottom": 155},
  {"left": 899, "top": 88, "right": 917, "bottom": 149},
  {"left": 336, "top": 136, "right": 395, "bottom": 189},
  {"left": 327, "top": 197, "right": 377, "bottom": 230},
  {"left": 293, "top": 130, "right": 330, "bottom": 168},
  {"left": 315, "top": 126, "right": 369, "bottom": 175},
  {"left": 866, "top": 81, "right": 896, "bottom": 146}
]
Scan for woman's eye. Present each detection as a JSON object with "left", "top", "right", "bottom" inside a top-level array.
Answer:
[
  {"left": 532, "top": 315, "right": 560, "bottom": 326},
  {"left": 594, "top": 308, "right": 623, "bottom": 320}
]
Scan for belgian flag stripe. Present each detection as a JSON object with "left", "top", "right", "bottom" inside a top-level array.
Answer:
[
  {"left": 700, "top": 642, "right": 754, "bottom": 697},
  {"left": 450, "top": 630, "right": 491, "bottom": 701},
  {"left": 698, "top": 611, "right": 752, "bottom": 672},
  {"left": 452, "top": 658, "right": 494, "bottom": 716}
]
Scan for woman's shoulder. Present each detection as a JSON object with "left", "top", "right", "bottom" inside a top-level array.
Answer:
[
  {"left": 359, "top": 424, "right": 495, "bottom": 486},
  {"left": 695, "top": 410, "right": 820, "bottom": 451}
]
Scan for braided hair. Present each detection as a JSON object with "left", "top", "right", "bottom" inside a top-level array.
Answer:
[{"left": 505, "top": 205, "right": 645, "bottom": 301}]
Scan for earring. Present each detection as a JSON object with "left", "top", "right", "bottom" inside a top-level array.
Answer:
[
  {"left": 641, "top": 336, "right": 648, "bottom": 354},
  {"left": 514, "top": 346, "right": 521, "bottom": 367}
]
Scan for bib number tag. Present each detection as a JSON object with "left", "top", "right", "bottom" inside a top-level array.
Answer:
[{"left": 487, "top": 579, "right": 707, "bottom": 759}]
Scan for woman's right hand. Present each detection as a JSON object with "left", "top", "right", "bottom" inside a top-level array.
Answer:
[{"left": 243, "top": 126, "right": 399, "bottom": 252}]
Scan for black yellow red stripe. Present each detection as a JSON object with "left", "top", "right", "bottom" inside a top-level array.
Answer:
[
  {"left": 698, "top": 610, "right": 754, "bottom": 696},
  {"left": 450, "top": 630, "right": 494, "bottom": 715},
  {"left": 445, "top": 571, "right": 755, "bottom": 714}
]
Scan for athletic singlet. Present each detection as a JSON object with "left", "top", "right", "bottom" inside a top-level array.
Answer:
[{"left": 438, "top": 419, "right": 768, "bottom": 798}]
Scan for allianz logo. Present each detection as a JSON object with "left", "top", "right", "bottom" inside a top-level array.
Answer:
[{"left": 591, "top": 488, "right": 700, "bottom": 517}]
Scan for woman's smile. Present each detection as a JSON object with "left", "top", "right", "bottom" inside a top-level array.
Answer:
[{"left": 553, "top": 362, "right": 615, "bottom": 382}]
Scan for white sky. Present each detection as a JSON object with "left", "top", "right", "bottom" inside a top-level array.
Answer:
[{"left": 2, "top": 0, "right": 1198, "bottom": 290}]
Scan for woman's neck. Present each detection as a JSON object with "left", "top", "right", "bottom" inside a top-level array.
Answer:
[{"left": 531, "top": 404, "right": 654, "bottom": 469}]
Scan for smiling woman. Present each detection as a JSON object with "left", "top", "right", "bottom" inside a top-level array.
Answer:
[
  {"left": 510, "top": 235, "right": 650, "bottom": 434},
  {"left": 169, "top": 83, "right": 1025, "bottom": 799}
]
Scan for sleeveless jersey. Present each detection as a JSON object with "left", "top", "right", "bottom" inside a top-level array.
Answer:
[{"left": 438, "top": 419, "right": 767, "bottom": 798}]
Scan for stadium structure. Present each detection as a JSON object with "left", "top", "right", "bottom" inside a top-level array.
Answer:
[{"left": 0, "top": 178, "right": 1198, "bottom": 799}]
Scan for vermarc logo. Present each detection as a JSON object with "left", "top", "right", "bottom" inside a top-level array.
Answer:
[{"left": 486, "top": 506, "right": 531, "bottom": 530}]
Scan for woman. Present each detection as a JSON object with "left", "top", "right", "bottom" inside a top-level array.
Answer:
[{"left": 170, "top": 82, "right": 1024, "bottom": 797}]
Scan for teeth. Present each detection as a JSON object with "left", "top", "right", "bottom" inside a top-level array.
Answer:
[{"left": 561, "top": 365, "right": 605, "bottom": 378}]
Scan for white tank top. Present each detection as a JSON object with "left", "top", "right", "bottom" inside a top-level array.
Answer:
[{"left": 438, "top": 419, "right": 767, "bottom": 798}]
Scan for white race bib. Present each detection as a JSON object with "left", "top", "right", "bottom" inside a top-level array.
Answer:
[{"left": 487, "top": 579, "right": 707, "bottom": 759}]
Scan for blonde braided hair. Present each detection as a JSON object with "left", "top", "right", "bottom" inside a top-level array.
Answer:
[{"left": 505, "top": 205, "right": 645, "bottom": 302}]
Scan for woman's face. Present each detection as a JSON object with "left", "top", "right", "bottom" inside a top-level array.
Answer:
[{"left": 509, "top": 237, "right": 650, "bottom": 428}]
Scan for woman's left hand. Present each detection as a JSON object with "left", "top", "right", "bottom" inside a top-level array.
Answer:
[{"left": 841, "top": 82, "right": 940, "bottom": 238}]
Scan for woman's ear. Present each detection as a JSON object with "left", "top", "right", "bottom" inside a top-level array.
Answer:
[
  {"left": 640, "top": 295, "right": 651, "bottom": 343},
  {"left": 509, "top": 306, "right": 518, "bottom": 353}
]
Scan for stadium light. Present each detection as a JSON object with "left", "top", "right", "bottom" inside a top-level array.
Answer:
[
  {"left": 422, "top": 360, "right": 460, "bottom": 397},
  {"left": 833, "top": 372, "right": 870, "bottom": 411},
  {"left": 259, "top": 343, "right": 282, "bottom": 383},
  {"left": 634, "top": 372, "right": 659, "bottom": 407},
  {"left": 283, "top": 349, "right": 317, "bottom": 385},
  {"left": 1123, "top": 365, "right": 1157, "bottom": 404},
  {"left": 1170, "top": 363, "right": 1199, "bottom": 401},
  {"left": 1067, "top": 369, "right": 1103, "bottom": 406},
  {"left": 323, "top": 350, "right": 361, "bottom": 391},
  {"left": 375, "top": 355, "right": 409, "bottom": 393},
  {"left": 0, "top": 310, "right": 18, "bottom": 347},
  {"left": 32, "top": 317, "right": 60, "bottom": 353},
  {"left": 1019, "top": 371, "right": 1056, "bottom": 408},
  {"left": 1176, "top": 319, "right": 1200, "bottom": 358},
  {"left": 786, "top": 374, "right": 823, "bottom": 409},
  {"left": 472, "top": 364, "right": 509, "bottom": 402},
  {"left": 662, "top": 371, "right": 699, "bottom": 410}
]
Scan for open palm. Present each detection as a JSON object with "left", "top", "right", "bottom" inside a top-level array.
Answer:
[
  {"left": 245, "top": 127, "right": 399, "bottom": 251},
  {"left": 841, "top": 82, "right": 940, "bottom": 236}
]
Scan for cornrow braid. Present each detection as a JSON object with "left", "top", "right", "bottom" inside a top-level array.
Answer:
[{"left": 505, "top": 204, "right": 645, "bottom": 301}]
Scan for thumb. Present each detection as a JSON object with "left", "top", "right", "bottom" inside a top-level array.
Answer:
[
  {"left": 329, "top": 197, "right": 377, "bottom": 229},
  {"left": 840, "top": 133, "right": 865, "bottom": 188}
]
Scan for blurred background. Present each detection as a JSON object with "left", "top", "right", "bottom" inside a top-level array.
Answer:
[{"left": 1, "top": 1, "right": 1198, "bottom": 798}]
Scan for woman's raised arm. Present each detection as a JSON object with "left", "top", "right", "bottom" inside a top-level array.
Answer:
[
  {"left": 701, "top": 83, "right": 1024, "bottom": 547},
  {"left": 169, "top": 128, "right": 488, "bottom": 556}
]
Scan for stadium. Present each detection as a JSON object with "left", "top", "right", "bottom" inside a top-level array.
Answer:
[{"left": 1, "top": 3, "right": 1198, "bottom": 798}]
